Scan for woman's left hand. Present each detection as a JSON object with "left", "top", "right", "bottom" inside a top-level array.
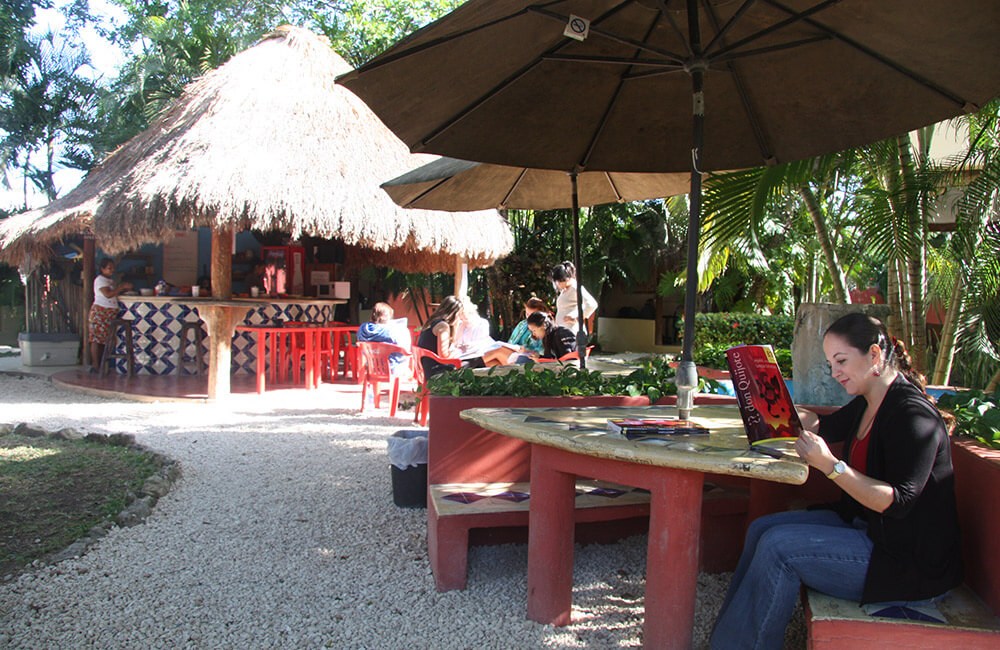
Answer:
[{"left": 794, "top": 430, "right": 837, "bottom": 473}]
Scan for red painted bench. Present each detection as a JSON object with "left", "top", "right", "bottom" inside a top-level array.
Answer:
[{"left": 804, "top": 437, "right": 1000, "bottom": 647}]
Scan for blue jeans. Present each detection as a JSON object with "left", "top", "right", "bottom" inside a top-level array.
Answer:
[{"left": 710, "top": 509, "right": 873, "bottom": 650}]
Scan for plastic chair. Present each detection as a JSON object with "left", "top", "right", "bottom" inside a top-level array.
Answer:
[
  {"left": 358, "top": 341, "right": 412, "bottom": 417},
  {"left": 411, "top": 347, "right": 462, "bottom": 426},
  {"left": 537, "top": 345, "right": 595, "bottom": 362}
]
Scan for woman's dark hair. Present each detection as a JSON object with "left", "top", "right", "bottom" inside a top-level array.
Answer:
[
  {"left": 550, "top": 261, "right": 576, "bottom": 282},
  {"left": 99, "top": 257, "right": 114, "bottom": 270},
  {"left": 423, "top": 295, "right": 463, "bottom": 329},
  {"left": 824, "top": 312, "right": 925, "bottom": 390},
  {"left": 526, "top": 310, "right": 555, "bottom": 332},
  {"left": 524, "top": 296, "right": 550, "bottom": 314}
]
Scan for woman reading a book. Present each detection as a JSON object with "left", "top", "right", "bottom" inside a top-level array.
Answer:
[
  {"left": 525, "top": 310, "right": 577, "bottom": 360},
  {"left": 711, "top": 313, "right": 962, "bottom": 650},
  {"left": 481, "top": 297, "right": 548, "bottom": 366}
]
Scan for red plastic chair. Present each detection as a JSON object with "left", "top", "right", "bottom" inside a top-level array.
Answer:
[
  {"left": 411, "top": 346, "right": 462, "bottom": 426},
  {"left": 537, "top": 345, "right": 595, "bottom": 362},
  {"left": 358, "top": 341, "right": 412, "bottom": 417}
]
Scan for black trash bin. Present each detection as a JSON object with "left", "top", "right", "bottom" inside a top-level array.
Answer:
[{"left": 387, "top": 429, "right": 428, "bottom": 508}]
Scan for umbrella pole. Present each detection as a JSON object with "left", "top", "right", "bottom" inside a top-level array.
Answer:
[
  {"left": 571, "top": 171, "right": 587, "bottom": 369},
  {"left": 677, "top": 1, "right": 706, "bottom": 419}
]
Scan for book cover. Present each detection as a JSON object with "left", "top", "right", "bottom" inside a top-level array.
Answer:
[
  {"left": 608, "top": 418, "right": 709, "bottom": 439},
  {"left": 726, "top": 344, "right": 803, "bottom": 445}
]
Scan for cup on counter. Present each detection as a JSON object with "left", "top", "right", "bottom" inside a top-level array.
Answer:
[
  {"left": 250, "top": 287, "right": 259, "bottom": 297},
  {"left": 191, "top": 286, "right": 200, "bottom": 297}
]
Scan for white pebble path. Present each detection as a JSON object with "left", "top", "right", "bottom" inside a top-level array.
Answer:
[{"left": 0, "top": 374, "right": 804, "bottom": 649}]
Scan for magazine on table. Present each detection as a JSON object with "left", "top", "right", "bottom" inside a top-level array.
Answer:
[
  {"left": 725, "top": 344, "right": 804, "bottom": 457},
  {"left": 607, "top": 418, "right": 709, "bottom": 440}
]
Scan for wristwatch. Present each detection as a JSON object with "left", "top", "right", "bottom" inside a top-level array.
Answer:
[{"left": 826, "top": 460, "right": 847, "bottom": 480}]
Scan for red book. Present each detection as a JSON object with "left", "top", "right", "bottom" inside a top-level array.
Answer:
[{"left": 726, "top": 345, "right": 803, "bottom": 445}]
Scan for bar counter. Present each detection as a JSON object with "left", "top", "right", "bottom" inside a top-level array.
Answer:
[{"left": 115, "top": 295, "right": 345, "bottom": 375}]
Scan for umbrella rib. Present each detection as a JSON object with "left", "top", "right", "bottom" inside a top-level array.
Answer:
[
  {"left": 579, "top": 7, "right": 665, "bottom": 170},
  {"left": 342, "top": 1, "right": 565, "bottom": 77},
  {"left": 500, "top": 168, "right": 530, "bottom": 208},
  {"left": 605, "top": 172, "right": 624, "bottom": 202},
  {"left": 655, "top": 0, "right": 693, "bottom": 57},
  {"left": 420, "top": 0, "right": 643, "bottom": 149},
  {"left": 702, "top": 0, "right": 758, "bottom": 55},
  {"left": 761, "top": 0, "right": 973, "bottom": 109},
  {"left": 701, "top": 0, "right": 776, "bottom": 164},
  {"left": 541, "top": 54, "right": 680, "bottom": 68},
  {"left": 403, "top": 177, "right": 454, "bottom": 209},
  {"left": 706, "top": 0, "right": 843, "bottom": 59},
  {"left": 713, "top": 34, "right": 832, "bottom": 63},
  {"left": 528, "top": 6, "right": 687, "bottom": 65}
]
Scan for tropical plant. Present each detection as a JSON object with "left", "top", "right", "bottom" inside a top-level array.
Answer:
[
  {"left": 936, "top": 390, "right": 1000, "bottom": 449},
  {"left": 427, "top": 355, "right": 705, "bottom": 403}
]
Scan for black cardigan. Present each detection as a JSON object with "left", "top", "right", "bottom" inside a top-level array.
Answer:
[
  {"left": 818, "top": 374, "right": 963, "bottom": 603},
  {"left": 541, "top": 326, "right": 577, "bottom": 359}
]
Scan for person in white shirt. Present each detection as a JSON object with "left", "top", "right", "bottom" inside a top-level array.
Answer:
[
  {"left": 551, "top": 261, "right": 597, "bottom": 333},
  {"left": 88, "top": 258, "right": 131, "bottom": 373},
  {"left": 454, "top": 298, "right": 494, "bottom": 364}
]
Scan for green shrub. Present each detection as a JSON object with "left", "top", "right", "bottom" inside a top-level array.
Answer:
[
  {"left": 686, "top": 312, "right": 795, "bottom": 348},
  {"left": 936, "top": 390, "right": 1000, "bottom": 449},
  {"left": 428, "top": 356, "right": 716, "bottom": 402}
]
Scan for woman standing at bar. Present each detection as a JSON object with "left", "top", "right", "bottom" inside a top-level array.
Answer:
[{"left": 88, "top": 258, "right": 132, "bottom": 373}]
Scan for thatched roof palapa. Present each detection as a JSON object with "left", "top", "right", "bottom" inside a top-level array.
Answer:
[{"left": 0, "top": 26, "right": 513, "bottom": 273}]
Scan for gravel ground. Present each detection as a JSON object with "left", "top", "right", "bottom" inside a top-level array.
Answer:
[{"left": 0, "top": 373, "right": 805, "bottom": 649}]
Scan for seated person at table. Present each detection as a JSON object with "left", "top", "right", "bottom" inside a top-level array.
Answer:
[
  {"left": 415, "top": 295, "right": 464, "bottom": 379},
  {"left": 482, "top": 297, "right": 548, "bottom": 366},
  {"left": 525, "top": 310, "right": 576, "bottom": 360},
  {"left": 710, "top": 313, "right": 962, "bottom": 650},
  {"left": 357, "top": 302, "right": 409, "bottom": 373},
  {"left": 454, "top": 298, "right": 494, "bottom": 366}
]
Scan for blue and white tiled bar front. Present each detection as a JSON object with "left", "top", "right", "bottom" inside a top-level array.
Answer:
[{"left": 115, "top": 296, "right": 341, "bottom": 375}]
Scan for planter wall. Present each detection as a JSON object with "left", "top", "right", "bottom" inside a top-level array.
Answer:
[
  {"left": 951, "top": 438, "right": 1000, "bottom": 615},
  {"left": 427, "top": 394, "right": 650, "bottom": 485}
]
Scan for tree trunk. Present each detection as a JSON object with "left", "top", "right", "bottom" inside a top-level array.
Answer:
[
  {"left": 932, "top": 274, "right": 963, "bottom": 386},
  {"left": 986, "top": 367, "right": 1000, "bottom": 393},
  {"left": 897, "top": 137, "right": 928, "bottom": 372},
  {"left": 798, "top": 185, "right": 849, "bottom": 303}
]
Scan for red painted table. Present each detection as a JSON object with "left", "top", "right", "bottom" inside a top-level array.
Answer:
[
  {"left": 236, "top": 324, "right": 324, "bottom": 393},
  {"left": 322, "top": 324, "right": 359, "bottom": 380},
  {"left": 459, "top": 404, "right": 808, "bottom": 649}
]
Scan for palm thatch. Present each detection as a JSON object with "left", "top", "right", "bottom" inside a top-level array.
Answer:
[{"left": 0, "top": 26, "right": 513, "bottom": 273}]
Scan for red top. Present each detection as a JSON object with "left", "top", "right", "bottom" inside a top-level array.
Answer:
[{"left": 849, "top": 430, "right": 871, "bottom": 474}]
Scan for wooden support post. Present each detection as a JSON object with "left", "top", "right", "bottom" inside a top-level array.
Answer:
[
  {"left": 206, "top": 225, "right": 235, "bottom": 400},
  {"left": 454, "top": 258, "right": 468, "bottom": 300},
  {"left": 82, "top": 236, "right": 95, "bottom": 366}
]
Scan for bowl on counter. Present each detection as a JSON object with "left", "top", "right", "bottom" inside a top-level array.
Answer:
[{"left": 139, "top": 288, "right": 154, "bottom": 297}]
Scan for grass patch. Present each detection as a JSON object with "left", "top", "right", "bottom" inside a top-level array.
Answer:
[{"left": 0, "top": 432, "right": 162, "bottom": 577}]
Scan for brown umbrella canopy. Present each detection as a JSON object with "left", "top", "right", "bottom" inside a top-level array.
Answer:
[
  {"left": 339, "top": 0, "right": 1000, "bottom": 419},
  {"left": 339, "top": 0, "right": 1000, "bottom": 173},
  {"left": 381, "top": 157, "right": 691, "bottom": 210},
  {"left": 0, "top": 26, "right": 513, "bottom": 272}
]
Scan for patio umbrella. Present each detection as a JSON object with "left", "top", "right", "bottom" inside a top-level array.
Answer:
[
  {"left": 337, "top": 0, "right": 1000, "bottom": 416},
  {"left": 382, "top": 156, "right": 693, "bottom": 366}
]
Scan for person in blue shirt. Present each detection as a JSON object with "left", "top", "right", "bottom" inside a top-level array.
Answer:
[
  {"left": 482, "top": 297, "right": 549, "bottom": 366},
  {"left": 357, "top": 302, "right": 409, "bottom": 373}
]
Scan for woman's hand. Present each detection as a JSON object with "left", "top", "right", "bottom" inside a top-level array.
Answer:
[
  {"left": 796, "top": 407, "right": 820, "bottom": 433},
  {"left": 794, "top": 430, "right": 837, "bottom": 474}
]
